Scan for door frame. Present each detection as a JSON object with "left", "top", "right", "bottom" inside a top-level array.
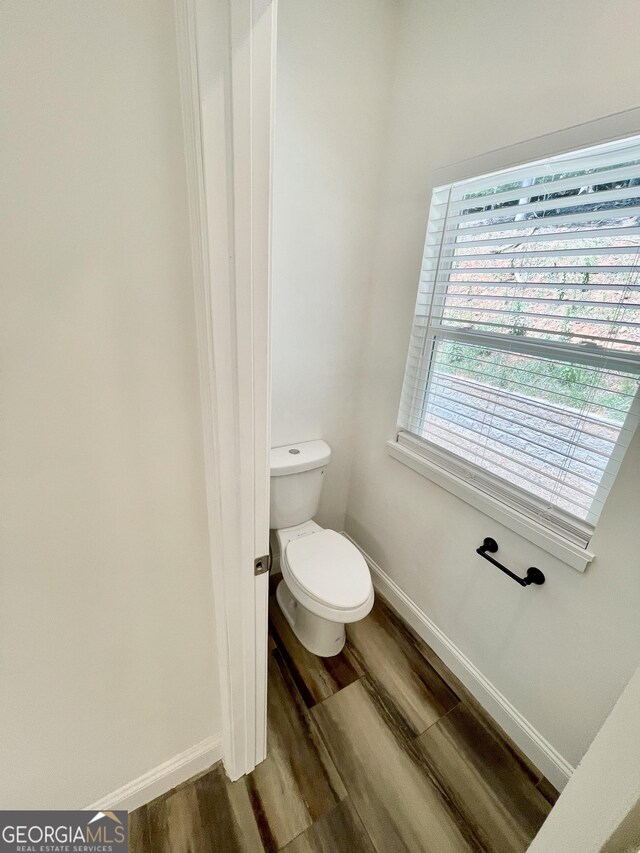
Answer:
[{"left": 174, "top": 0, "right": 276, "bottom": 780}]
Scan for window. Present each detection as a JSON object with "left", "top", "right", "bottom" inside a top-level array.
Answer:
[{"left": 396, "top": 134, "right": 640, "bottom": 550}]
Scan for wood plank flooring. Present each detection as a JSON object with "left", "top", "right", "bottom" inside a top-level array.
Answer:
[{"left": 130, "top": 589, "right": 556, "bottom": 852}]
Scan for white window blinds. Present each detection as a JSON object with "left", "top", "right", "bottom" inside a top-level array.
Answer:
[{"left": 398, "top": 135, "right": 640, "bottom": 547}]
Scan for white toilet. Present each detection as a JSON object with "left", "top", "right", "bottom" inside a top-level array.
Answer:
[{"left": 270, "top": 439, "right": 374, "bottom": 657}]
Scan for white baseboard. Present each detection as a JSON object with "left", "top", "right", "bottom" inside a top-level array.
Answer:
[
  {"left": 85, "top": 735, "right": 223, "bottom": 812},
  {"left": 342, "top": 533, "right": 574, "bottom": 791}
]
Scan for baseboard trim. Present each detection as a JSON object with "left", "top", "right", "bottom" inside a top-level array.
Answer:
[
  {"left": 85, "top": 735, "right": 223, "bottom": 812},
  {"left": 342, "top": 533, "right": 574, "bottom": 791}
]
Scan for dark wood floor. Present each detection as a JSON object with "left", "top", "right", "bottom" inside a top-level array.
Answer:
[{"left": 129, "top": 585, "right": 558, "bottom": 852}]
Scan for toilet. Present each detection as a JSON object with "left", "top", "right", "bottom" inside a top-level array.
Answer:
[{"left": 270, "top": 439, "right": 374, "bottom": 657}]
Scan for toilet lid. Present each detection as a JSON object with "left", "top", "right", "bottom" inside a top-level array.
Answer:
[{"left": 284, "top": 530, "right": 371, "bottom": 610}]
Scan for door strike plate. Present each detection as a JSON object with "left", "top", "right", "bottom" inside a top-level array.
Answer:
[{"left": 254, "top": 554, "right": 269, "bottom": 576}]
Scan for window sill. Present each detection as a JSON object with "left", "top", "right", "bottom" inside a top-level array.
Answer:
[{"left": 386, "top": 439, "right": 594, "bottom": 573}]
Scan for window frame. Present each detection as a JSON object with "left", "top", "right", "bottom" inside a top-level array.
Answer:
[{"left": 388, "top": 108, "right": 640, "bottom": 572}]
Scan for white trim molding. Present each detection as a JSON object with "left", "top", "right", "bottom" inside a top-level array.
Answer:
[
  {"left": 386, "top": 440, "right": 594, "bottom": 573},
  {"left": 85, "top": 736, "right": 223, "bottom": 813},
  {"left": 343, "top": 533, "right": 574, "bottom": 791},
  {"left": 432, "top": 105, "right": 640, "bottom": 190},
  {"left": 174, "top": 0, "right": 276, "bottom": 780}
]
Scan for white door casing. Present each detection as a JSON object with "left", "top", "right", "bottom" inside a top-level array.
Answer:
[{"left": 174, "top": 0, "right": 275, "bottom": 780}]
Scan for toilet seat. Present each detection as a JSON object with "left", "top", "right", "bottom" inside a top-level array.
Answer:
[{"left": 281, "top": 529, "right": 374, "bottom": 623}]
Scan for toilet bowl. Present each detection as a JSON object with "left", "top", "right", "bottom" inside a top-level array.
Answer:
[
  {"left": 275, "top": 521, "right": 374, "bottom": 656},
  {"left": 270, "top": 440, "right": 374, "bottom": 657}
]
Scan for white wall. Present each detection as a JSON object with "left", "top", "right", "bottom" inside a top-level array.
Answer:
[
  {"left": 345, "top": 0, "right": 640, "bottom": 772},
  {"left": 271, "top": 0, "right": 396, "bottom": 529},
  {"left": 0, "top": 1, "right": 220, "bottom": 807},
  {"left": 528, "top": 664, "right": 640, "bottom": 852}
]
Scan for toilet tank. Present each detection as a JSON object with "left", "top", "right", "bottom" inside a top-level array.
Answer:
[{"left": 270, "top": 440, "right": 331, "bottom": 529}]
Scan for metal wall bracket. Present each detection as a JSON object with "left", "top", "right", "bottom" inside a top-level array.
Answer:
[{"left": 254, "top": 554, "right": 269, "bottom": 576}]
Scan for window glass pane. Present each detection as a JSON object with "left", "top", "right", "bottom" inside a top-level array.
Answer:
[
  {"left": 420, "top": 338, "right": 638, "bottom": 521},
  {"left": 439, "top": 217, "right": 640, "bottom": 353}
]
